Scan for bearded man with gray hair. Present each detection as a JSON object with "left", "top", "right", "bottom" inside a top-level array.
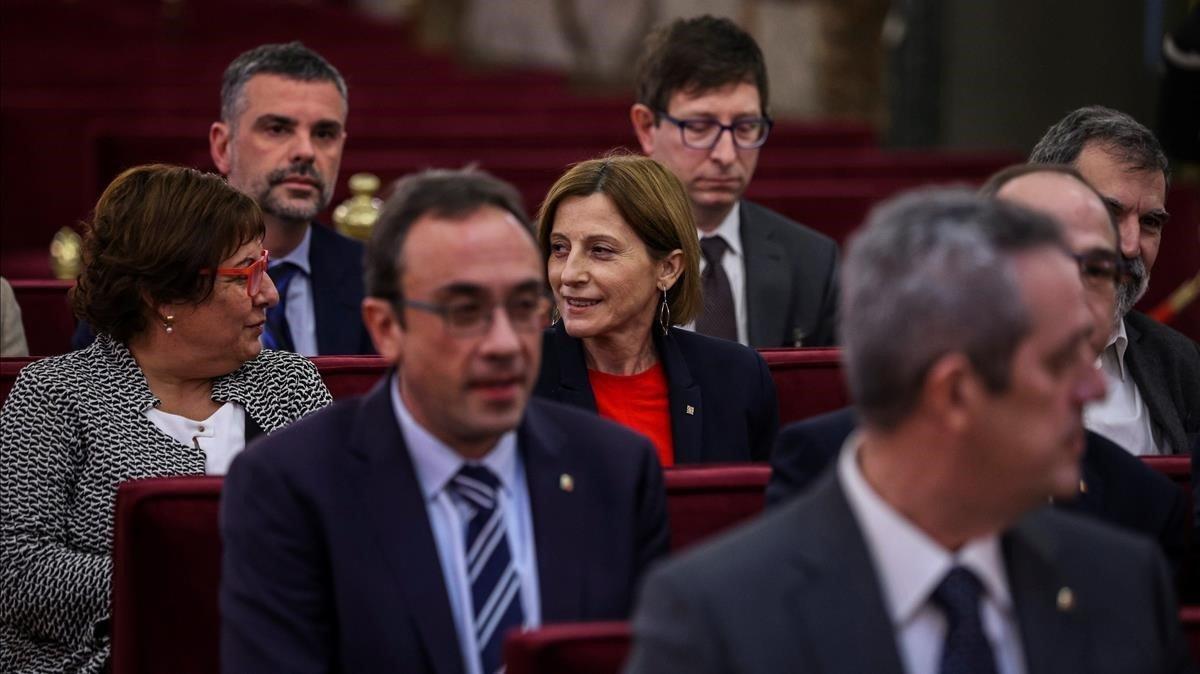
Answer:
[{"left": 1030, "top": 106, "right": 1199, "bottom": 457}]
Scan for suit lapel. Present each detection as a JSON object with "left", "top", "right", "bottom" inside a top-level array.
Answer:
[
  {"left": 739, "top": 202, "right": 790, "bottom": 347},
  {"left": 308, "top": 224, "right": 357, "bottom": 355},
  {"left": 785, "top": 474, "right": 906, "bottom": 674},
  {"left": 1004, "top": 512, "right": 1085, "bottom": 674},
  {"left": 518, "top": 402, "right": 585, "bottom": 621},
  {"left": 1122, "top": 317, "right": 1185, "bottom": 452},
  {"left": 547, "top": 322, "right": 599, "bottom": 411},
  {"left": 352, "top": 377, "right": 464, "bottom": 674},
  {"left": 653, "top": 329, "right": 703, "bottom": 463}
]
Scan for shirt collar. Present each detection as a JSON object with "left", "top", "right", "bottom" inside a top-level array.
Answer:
[
  {"left": 699, "top": 203, "right": 742, "bottom": 258},
  {"left": 389, "top": 373, "right": 518, "bottom": 501},
  {"left": 270, "top": 225, "right": 313, "bottom": 275},
  {"left": 837, "top": 433, "right": 1014, "bottom": 626},
  {"left": 1101, "top": 319, "right": 1129, "bottom": 380}
]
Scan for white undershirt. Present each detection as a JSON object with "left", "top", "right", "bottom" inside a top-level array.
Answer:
[
  {"left": 144, "top": 402, "right": 247, "bottom": 475},
  {"left": 1083, "top": 318, "right": 1166, "bottom": 455},
  {"left": 679, "top": 205, "right": 748, "bottom": 346},
  {"left": 838, "top": 433, "right": 1027, "bottom": 674}
]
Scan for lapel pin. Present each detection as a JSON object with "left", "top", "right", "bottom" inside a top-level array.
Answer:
[
  {"left": 685, "top": 405, "right": 695, "bottom": 416},
  {"left": 1056, "top": 587, "right": 1074, "bottom": 612},
  {"left": 559, "top": 473, "right": 574, "bottom": 492},
  {"left": 1079, "top": 479, "right": 1088, "bottom": 494}
]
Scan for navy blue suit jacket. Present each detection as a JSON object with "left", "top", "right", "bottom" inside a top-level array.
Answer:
[
  {"left": 220, "top": 376, "right": 669, "bottom": 674},
  {"left": 534, "top": 323, "right": 779, "bottom": 463},
  {"left": 764, "top": 407, "right": 1191, "bottom": 573},
  {"left": 71, "top": 223, "right": 372, "bottom": 355}
]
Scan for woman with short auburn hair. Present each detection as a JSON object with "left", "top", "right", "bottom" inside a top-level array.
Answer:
[
  {"left": 534, "top": 155, "right": 778, "bottom": 465},
  {"left": 0, "top": 164, "right": 332, "bottom": 673}
]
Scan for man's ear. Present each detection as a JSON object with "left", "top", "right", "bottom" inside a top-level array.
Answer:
[
  {"left": 921, "top": 353, "right": 977, "bottom": 435},
  {"left": 630, "top": 103, "right": 658, "bottom": 156},
  {"left": 362, "top": 298, "right": 404, "bottom": 363},
  {"left": 210, "top": 121, "right": 233, "bottom": 175}
]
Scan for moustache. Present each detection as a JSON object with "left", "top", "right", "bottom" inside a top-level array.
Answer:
[{"left": 266, "top": 163, "right": 326, "bottom": 192}]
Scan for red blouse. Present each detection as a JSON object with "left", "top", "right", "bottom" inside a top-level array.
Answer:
[{"left": 588, "top": 362, "right": 675, "bottom": 467}]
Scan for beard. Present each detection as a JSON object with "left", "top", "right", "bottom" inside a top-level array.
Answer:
[
  {"left": 1115, "top": 255, "right": 1149, "bottom": 318},
  {"left": 255, "top": 161, "right": 332, "bottom": 224}
]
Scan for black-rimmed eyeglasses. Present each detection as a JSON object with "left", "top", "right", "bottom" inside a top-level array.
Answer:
[
  {"left": 1071, "top": 249, "right": 1130, "bottom": 288},
  {"left": 657, "top": 111, "right": 773, "bottom": 150},
  {"left": 403, "top": 293, "right": 552, "bottom": 338}
]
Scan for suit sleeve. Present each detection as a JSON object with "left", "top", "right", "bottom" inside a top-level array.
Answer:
[
  {"left": 0, "top": 367, "right": 110, "bottom": 646},
  {"left": 748, "top": 351, "right": 780, "bottom": 462},
  {"left": 220, "top": 447, "right": 334, "bottom": 674},
  {"left": 633, "top": 440, "right": 670, "bottom": 585},
  {"left": 809, "top": 242, "right": 840, "bottom": 347},
  {"left": 1147, "top": 543, "right": 1196, "bottom": 674},
  {"left": 624, "top": 563, "right": 727, "bottom": 674}
]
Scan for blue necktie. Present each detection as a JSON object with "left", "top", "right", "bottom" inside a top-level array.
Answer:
[
  {"left": 263, "top": 262, "right": 302, "bottom": 352},
  {"left": 449, "top": 465, "right": 524, "bottom": 674},
  {"left": 932, "top": 566, "right": 999, "bottom": 674}
]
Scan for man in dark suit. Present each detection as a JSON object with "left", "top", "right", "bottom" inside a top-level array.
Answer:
[
  {"left": 72, "top": 42, "right": 373, "bottom": 354},
  {"left": 630, "top": 15, "right": 838, "bottom": 347},
  {"left": 1030, "top": 106, "right": 1199, "bottom": 455},
  {"left": 221, "top": 169, "right": 668, "bottom": 673},
  {"left": 626, "top": 190, "right": 1193, "bottom": 673},
  {"left": 209, "top": 41, "right": 372, "bottom": 355}
]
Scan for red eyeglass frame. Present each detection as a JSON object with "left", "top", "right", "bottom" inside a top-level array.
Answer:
[{"left": 205, "top": 249, "right": 270, "bottom": 297}]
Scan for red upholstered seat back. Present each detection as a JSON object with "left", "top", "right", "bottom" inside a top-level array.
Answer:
[
  {"left": 1182, "top": 606, "right": 1200, "bottom": 665},
  {"left": 110, "top": 477, "right": 223, "bottom": 674},
  {"left": 758, "top": 348, "right": 848, "bottom": 424},
  {"left": 310, "top": 355, "right": 389, "bottom": 399},
  {"left": 663, "top": 464, "right": 771, "bottom": 552},
  {"left": 504, "top": 622, "right": 631, "bottom": 674}
]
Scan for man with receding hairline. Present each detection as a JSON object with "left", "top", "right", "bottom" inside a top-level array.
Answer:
[{"left": 1030, "top": 106, "right": 1199, "bottom": 456}]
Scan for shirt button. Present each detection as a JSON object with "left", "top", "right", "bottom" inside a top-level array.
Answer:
[{"left": 197, "top": 425, "right": 206, "bottom": 432}]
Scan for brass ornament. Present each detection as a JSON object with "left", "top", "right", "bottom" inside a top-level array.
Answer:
[
  {"left": 49, "top": 227, "right": 83, "bottom": 280},
  {"left": 333, "top": 173, "right": 383, "bottom": 241}
]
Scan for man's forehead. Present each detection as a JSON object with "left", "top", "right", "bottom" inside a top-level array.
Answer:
[
  {"left": 997, "top": 172, "right": 1114, "bottom": 246},
  {"left": 670, "top": 80, "right": 762, "bottom": 114},
  {"left": 239, "top": 74, "right": 346, "bottom": 119},
  {"left": 402, "top": 206, "right": 541, "bottom": 290}
]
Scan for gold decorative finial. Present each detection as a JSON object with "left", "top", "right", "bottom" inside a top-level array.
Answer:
[
  {"left": 49, "top": 227, "right": 83, "bottom": 280},
  {"left": 333, "top": 173, "right": 382, "bottom": 241}
]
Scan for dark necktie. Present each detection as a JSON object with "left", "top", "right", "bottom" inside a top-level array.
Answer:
[
  {"left": 931, "top": 566, "right": 999, "bottom": 674},
  {"left": 695, "top": 236, "right": 738, "bottom": 341},
  {"left": 263, "top": 262, "right": 302, "bottom": 352},
  {"left": 448, "top": 465, "right": 524, "bottom": 674}
]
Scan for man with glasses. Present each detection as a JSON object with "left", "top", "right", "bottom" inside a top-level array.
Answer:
[
  {"left": 1030, "top": 106, "right": 1199, "bottom": 457},
  {"left": 220, "top": 168, "right": 669, "bottom": 674},
  {"left": 630, "top": 15, "right": 839, "bottom": 347}
]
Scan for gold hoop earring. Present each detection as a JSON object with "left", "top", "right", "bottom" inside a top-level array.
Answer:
[
  {"left": 658, "top": 289, "right": 670, "bottom": 335},
  {"left": 163, "top": 314, "right": 175, "bottom": 334}
]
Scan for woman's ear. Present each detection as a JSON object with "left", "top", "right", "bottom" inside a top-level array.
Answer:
[{"left": 657, "top": 249, "right": 685, "bottom": 290}]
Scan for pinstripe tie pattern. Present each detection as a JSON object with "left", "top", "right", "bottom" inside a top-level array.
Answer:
[{"left": 450, "top": 465, "right": 524, "bottom": 674}]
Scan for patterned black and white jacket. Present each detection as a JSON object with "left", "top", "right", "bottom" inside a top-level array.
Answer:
[{"left": 0, "top": 335, "right": 332, "bottom": 673}]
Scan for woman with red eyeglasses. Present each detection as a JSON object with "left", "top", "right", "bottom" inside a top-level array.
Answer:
[{"left": 0, "top": 164, "right": 331, "bottom": 673}]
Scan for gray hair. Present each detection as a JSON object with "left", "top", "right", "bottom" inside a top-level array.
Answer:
[
  {"left": 365, "top": 168, "right": 532, "bottom": 309},
  {"left": 1029, "top": 106, "right": 1168, "bottom": 179},
  {"left": 841, "top": 188, "right": 1065, "bottom": 430},
  {"left": 220, "top": 41, "right": 348, "bottom": 124}
]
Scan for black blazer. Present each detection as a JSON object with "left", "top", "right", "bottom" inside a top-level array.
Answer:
[
  {"left": 220, "top": 376, "right": 669, "bottom": 674},
  {"left": 764, "top": 407, "right": 1191, "bottom": 573},
  {"left": 534, "top": 322, "right": 779, "bottom": 463},
  {"left": 70, "top": 223, "right": 373, "bottom": 355},
  {"left": 740, "top": 201, "right": 840, "bottom": 347},
  {"left": 1123, "top": 310, "right": 1200, "bottom": 455},
  {"left": 627, "top": 467, "right": 1193, "bottom": 674}
]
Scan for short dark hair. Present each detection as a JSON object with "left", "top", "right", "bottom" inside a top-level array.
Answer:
[
  {"left": 634, "top": 15, "right": 769, "bottom": 117},
  {"left": 841, "top": 188, "right": 1065, "bottom": 430},
  {"left": 72, "top": 164, "right": 264, "bottom": 343},
  {"left": 536, "top": 154, "right": 703, "bottom": 325},
  {"left": 365, "top": 168, "right": 531, "bottom": 306},
  {"left": 1028, "top": 106, "right": 1168, "bottom": 180},
  {"left": 220, "top": 41, "right": 347, "bottom": 123}
]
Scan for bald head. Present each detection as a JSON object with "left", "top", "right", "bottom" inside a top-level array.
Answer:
[{"left": 995, "top": 170, "right": 1118, "bottom": 355}]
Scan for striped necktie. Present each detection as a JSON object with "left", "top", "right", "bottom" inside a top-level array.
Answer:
[{"left": 449, "top": 464, "right": 524, "bottom": 674}]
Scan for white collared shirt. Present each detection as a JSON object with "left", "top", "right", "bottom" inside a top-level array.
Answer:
[
  {"left": 389, "top": 377, "right": 541, "bottom": 674},
  {"left": 1084, "top": 318, "right": 1167, "bottom": 455},
  {"left": 144, "top": 402, "right": 246, "bottom": 475},
  {"left": 838, "top": 434, "right": 1027, "bottom": 674},
  {"left": 268, "top": 226, "right": 318, "bottom": 356},
  {"left": 680, "top": 205, "right": 748, "bottom": 346}
]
